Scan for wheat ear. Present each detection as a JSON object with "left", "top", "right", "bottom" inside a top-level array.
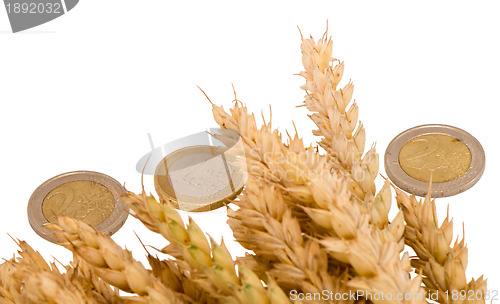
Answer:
[
  {"left": 0, "top": 239, "right": 122, "bottom": 304},
  {"left": 211, "top": 100, "right": 424, "bottom": 303},
  {"left": 45, "top": 216, "right": 189, "bottom": 304},
  {"left": 299, "top": 33, "right": 395, "bottom": 233},
  {"left": 0, "top": 258, "right": 23, "bottom": 304},
  {"left": 121, "top": 189, "right": 291, "bottom": 304},
  {"left": 23, "top": 270, "right": 97, "bottom": 304},
  {"left": 66, "top": 255, "right": 125, "bottom": 304},
  {"left": 395, "top": 187, "right": 487, "bottom": 304},
  {"left": 146, "top": 254, "right": 220, "bottom": 304},
  {"left": 211, "top": 101, "right": 357, "bottom": 301},
  {"left": 229, "top": 176, "right": 355, "bottom": 304},
  {"left": 17, "top": 240, "right": 96, "bottom": 304}
]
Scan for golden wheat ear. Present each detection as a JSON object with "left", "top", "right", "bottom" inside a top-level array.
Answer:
[
  {"left": 45, "top": 216, "right": 186, "bottom": 304},
  {"left": 120, "top": 190, "right": 291, "bottom": 303},
  {"left": 395, "top": 184, "right": 487, "bottom": 304}
]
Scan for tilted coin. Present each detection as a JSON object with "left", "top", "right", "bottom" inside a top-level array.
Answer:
[
  {"left": 154, "top": 145, "right": 246, "bottom": 212},
  {"left": 28, "top": 171, "right": 129, "bottom": 243},
  {"left": 384, "top": 124, "right": 485, "bottom": 197}
]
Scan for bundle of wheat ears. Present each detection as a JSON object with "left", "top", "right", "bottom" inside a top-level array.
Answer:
[{"left": 0, "top": 31, "right": 487, "bottom": 304}]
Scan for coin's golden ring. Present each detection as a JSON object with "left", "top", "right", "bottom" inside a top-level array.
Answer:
[{"left": 384, "top": 124, "right": 485, "bottom": 198}]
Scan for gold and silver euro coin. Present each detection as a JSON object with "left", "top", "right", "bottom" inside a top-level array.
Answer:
[
  {"left": 28, "top": 171, "right": 129, "bottom": 243},
  {"left": 154, "top": 145, "right": 246, "bottom": 212},
  {"left": 384, "top": 124, "right": 485, "bottom": 197}
]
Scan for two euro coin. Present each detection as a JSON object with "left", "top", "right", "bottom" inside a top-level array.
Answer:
[
  {"left": 384, "top": 125, "right": 485, "bottom": 197},
  {"left": 28, "top": 171, "right": 129, "bottom": 243}
]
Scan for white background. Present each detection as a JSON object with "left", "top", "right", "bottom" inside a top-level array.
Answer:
[{"left": 1, "top": 0, "right": 498, "bottom": 295}]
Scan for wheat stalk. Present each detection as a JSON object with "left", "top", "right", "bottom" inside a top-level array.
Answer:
[
  {"left": 0, "top": 258, "right": 23, "bottom": 304},
  {"left": 395, "top": 187, "right": 487, "bottom": 304},
  {"left": 16, "top": 241, "right": 94, "bottom": 304},
  {"left": 299, "top": 32, "right": 365, "bottom": 172},
  {"left": 229, "top": 175, "right": 356, "bottom": 304},
  {"left": 0, "top": 27, "right": 489, "bottom": 304},
  {"left": 0, "top": 239, "right": 125, "bottom": 304},
  {"left": 0, "top": 239, "right": 56, "bottom": 303},
  {"left": 121, "top": 189, "right": 291, "bottom": 304},
  {"left": 65, "top": 255, "right": 125, "bottom": 304},
  {"left": 45, "top": 216, "right": 189, "bottom": 304},
  {"left": 210, "top": 98, "right": 426, "bottom": 304},
  {"left": 146, "top": 254, "right": 220, "bottom": 304},
  {"left": 310, "top": 171, "right": 423, "bottom": 304},
  {"left": 210, "top": 100, "right": 357, "bottom": 302},
  {"left": 22, "top": 270, "right": 96, "bottom": 304},
  {"left": 299, "top": 32, "right": 397, "bottom": 234}
]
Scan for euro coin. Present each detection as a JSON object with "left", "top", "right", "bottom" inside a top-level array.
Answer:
[
  {"left": 28, "top": 171, "right": 129, "bottom": 243},
  {"left": 154, "top": 145, "right": 246, "bottom": 212},
  {"left": 384, "top": 124, "right": 485, "bottom": 197}
]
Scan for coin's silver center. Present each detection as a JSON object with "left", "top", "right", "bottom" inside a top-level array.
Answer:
[{"left": 167, "top": 153, "right": 233, "bottom": 198}]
